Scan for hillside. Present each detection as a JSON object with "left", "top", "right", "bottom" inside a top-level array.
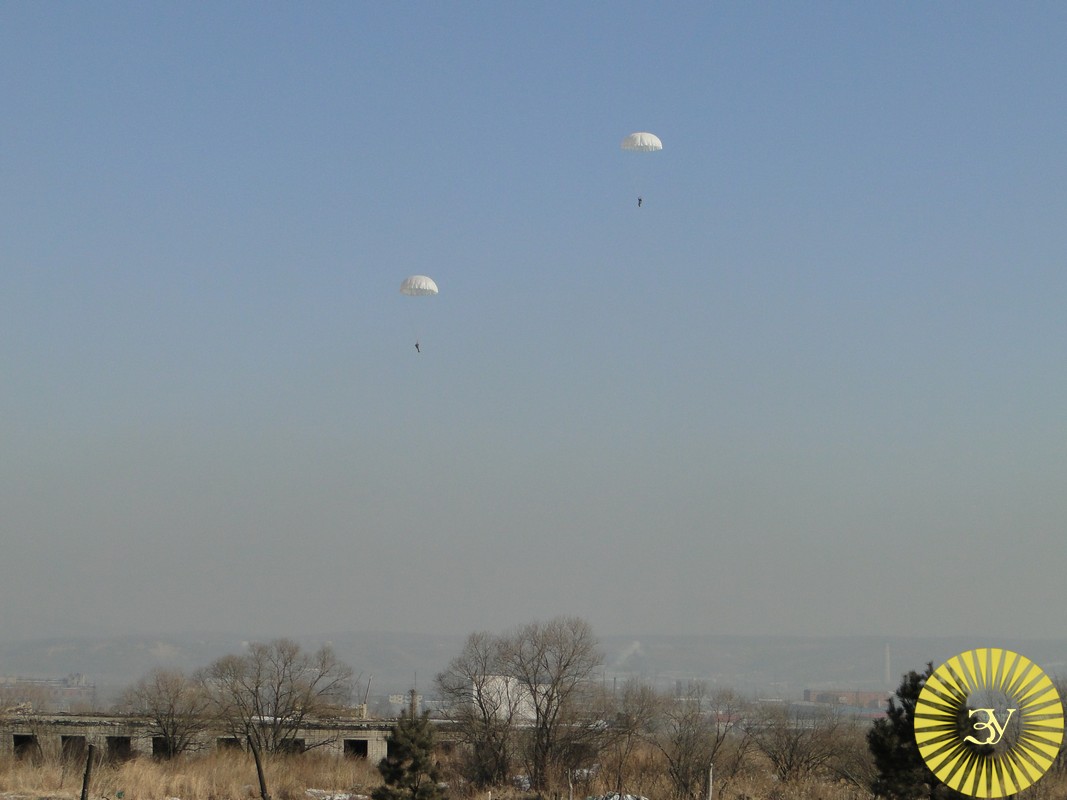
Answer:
[{"left": 2, "top": 631, "right": 1064, "bottom": 707}]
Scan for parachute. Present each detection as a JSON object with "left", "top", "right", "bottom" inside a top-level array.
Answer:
[
  {"left": 620, "top": 133, "right": 662, "bottom": 206},
  {"left": 620, "top": 132, "right": 663, "bottom": 152},
  {"left": 399, "top": 275, "right": 438, "bottom": 352},
  {"left": 399, "top": 275, "right": 439, "bottom": 296}
]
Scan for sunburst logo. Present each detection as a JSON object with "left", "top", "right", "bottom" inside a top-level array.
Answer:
[{"left": 914, "top": 648, "right": 1064, "bottom": 798}]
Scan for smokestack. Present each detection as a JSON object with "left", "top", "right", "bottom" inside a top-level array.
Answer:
[{"left": 885, "top": 643, "right": 891, "bottom": 688}]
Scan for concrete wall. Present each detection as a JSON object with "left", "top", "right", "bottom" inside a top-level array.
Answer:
[{"left": 0, "top": 713, "right": 392, "bottom": 763}]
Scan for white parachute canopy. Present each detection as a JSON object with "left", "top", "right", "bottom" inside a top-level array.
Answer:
[
  {"left": 620, "top": 131, "right": 663, "bottom": 152},
  {"left": 399, "top": 275, "right": 439, "bottom": 296}
]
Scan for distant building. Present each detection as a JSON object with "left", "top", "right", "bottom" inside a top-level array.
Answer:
[
  {"left": 387, "top": 693, "right": 423, "bottom": 715},
  {"left": 0, "top": 674, "right": 97, "bottom": 713},
  {"left": 802, "top": 689, "right": 888, "bottom": 711},
  {"left": 473, "top": 676, "right": 538, "bottom": 723}
]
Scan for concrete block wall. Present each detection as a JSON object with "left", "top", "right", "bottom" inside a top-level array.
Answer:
[{"left": 0, "top": 713, "right": 391, "bottom": 763}]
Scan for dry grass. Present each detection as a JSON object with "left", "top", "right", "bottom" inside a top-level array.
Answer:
[
  {"left": 2, "top": 751, "right": 1065, "bottom": 800},
  {"left": 0, "top": 750, "right": 380, "bottom": 800}
]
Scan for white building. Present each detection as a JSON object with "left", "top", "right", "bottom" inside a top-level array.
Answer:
[{"left": 474, "top": 676, "right": 538, "bottom": 723}]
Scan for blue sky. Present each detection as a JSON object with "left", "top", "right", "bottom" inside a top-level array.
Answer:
[{"left": 2, "top": 2, "right": 1066, "bottom": 643}]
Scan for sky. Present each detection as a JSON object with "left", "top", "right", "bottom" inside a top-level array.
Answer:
[{"left": 2, "top": 2, "right": 1067, "bottom": 645}]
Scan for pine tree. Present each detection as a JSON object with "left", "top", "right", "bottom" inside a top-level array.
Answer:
[
  {"left": 373, "top": 709, "right": 448, "bottom": 800},
  {"left": 867, "top": 663, "right": 967, "bottom": 800}
]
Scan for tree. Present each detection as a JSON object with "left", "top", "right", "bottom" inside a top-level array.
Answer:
[
  {"left": 373, "top": 709, "right": 448, "bottom": 800},
  {"left": 652, "top": 683, "right": 750, "bottom": 800},
  {"left": 120, "top": 668, "right": 211, "bottom": 757},
  {"left": 436, "top": 617, "right": 603, "bottom": 794},
  {"left": 601, "top": 679, "right": 661, "bottom": 795},
  {"left": 199, "top": 638, "right": 353, "bottom": 754},
  {"left": 1053, "top": 676, "right": 1067, "bottom": 780},
  {"left": 867, "top": 664, "right": 967, "bottom": 800},
  {"left": 749, "top": 702, "right": 852, "bottom": 782},
  {"left": 658, "top": 684, "right": 754, "bottom": 799},
  {"left": 702, "top": 688, "right": 755, "bottom": 791},
  {"left": 499, "top": 616, "right": 603, "bottom": 794},
  {"left": 435, "top": 631, "right": 519, "bottom": 787}
]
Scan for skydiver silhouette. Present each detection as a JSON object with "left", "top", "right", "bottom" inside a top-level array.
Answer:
[
  {"left": 415, "top": 341, "right": 420, "bottom": 353},
  {"left": 637, "top": 196, "right": 642, "bottom": 207}
]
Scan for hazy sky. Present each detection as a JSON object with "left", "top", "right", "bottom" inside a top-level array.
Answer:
[{"left": 3, "top": 2, "right": 1066, "bottom": 644}]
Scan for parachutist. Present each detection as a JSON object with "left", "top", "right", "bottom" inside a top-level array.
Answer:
[
  {"left": 399, "top": 276, "right": 436, "bottom": 354},
  {"left": 621, "top": 133, "right": 660, "bottom": 211}
]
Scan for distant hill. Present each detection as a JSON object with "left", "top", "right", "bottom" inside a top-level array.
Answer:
[{"left": 2, "top": 631, "right": 1065, "bottom": 707}]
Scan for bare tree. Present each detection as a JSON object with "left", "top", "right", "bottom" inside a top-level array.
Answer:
[
  {"left": 648, "top": 683, "right": 755, "bottom": 800},
  {"left": 435, "top": 631, "right": 520, "bottom": 788},
  {"left": 703, "top": 687, "right": 754, "bottom": 793},
  {"left": 120, "top": 668, "right": 211, "bottom": 757},
  {"left": 199, "top": 638, "right": 353, "bottom": 754},
  {"left": 600, "top": 678, "right": 662, "bottom": 794},
  {"left": 653, "top": 682, "right": 718, "bottom": 800},
  {"left": 749, "top": 702, "right": 850, "bottom": 782},
  {"left": 499, "top": 616, "right": 603, "bottom": 794}
]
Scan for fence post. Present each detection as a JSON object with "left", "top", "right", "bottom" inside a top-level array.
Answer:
[{"left": 81, "top": 743, "right": 96, "bottom": 800}]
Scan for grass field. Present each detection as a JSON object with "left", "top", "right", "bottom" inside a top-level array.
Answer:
[
  {"left": 0, "top": 750, "right": 379, "bottom": 800},
  {"left": 1, "top": 748, "right": 1063, "bottom": 800}
]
